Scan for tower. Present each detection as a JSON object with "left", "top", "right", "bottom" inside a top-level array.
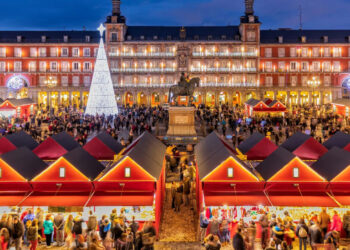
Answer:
[{"left": 105, "top": 0, "right": 127, "bottom": 43}]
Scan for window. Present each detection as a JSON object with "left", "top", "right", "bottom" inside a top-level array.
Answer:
[
  {"left": 333, "top": 61, "right": 341, "bottom": 72},
  {"left": 85, "top": 35, "right": 91, "bottom": 42},
  {"left": 265, "top": 76, "right": 273, "bottom": 87},
  {"left": 0, "top": 48, "right": 6, "bottom": 57},
  {"left": 83, "top": 62, "right": 91, "bottom": 72},
  {"left": 312, "top": 47, "right": 319, "bottom": 57},
  {"left": 278, "top": 61, "right": 285, "bottom": 72},
  {"left": 301, "top": 36, "right": 307, "bottom": 43},
  {"left": 127, "top": 35, "right": 132, "bottom": 40},
  {"left": 324, "top": 47, "right": 331, "bottom": 57},
  {"left": 278, "top": 48, "right": 285, "bottom": 57},
  {"left": 94, "top": 48, "right": 98, "bottom": 57},
  {"left": 39, "top": 61, "right": 47, "bottom": 72},
  {"left": 153, "top": 35, "right": 158, "bottom": 40},
  {"left": 63, "top": 35, "right": 68, "bottom": 43},
  {"left": 72, "top": 48, "right": 79, "bottom": 57},
  {"left": 293, "top": 167, "right": 299, "bottom": 178},
  {"left": 301, "top": 76, "right": 308, "bottom": 87},
  {"left": 83, "top": 48, "right": 90, "bottom": 57},
  {"left": 14, "top": 61, "right": 22, "bottom": 72},
  {"left": 125, "top": 167, "right": 131, "bottom": 178},
  {"left": 291, "top": 76, "right": 297, "bottom": 87},
  {"left": 39, "top": 76, "right": 46, "bottom": 86},
  {"left": 278, "top": 36, "right": 283, "bottom": 43},
  {"left": 323, "top": 61, "right": 331, "bottom": 72},
  {"left": 50, "top": 48, "right": 58, "bottom": 57},
  {"left": 247, "top": 31, "right": 256, "bottom": 42},
  {"left": 278, "top": 76, "right": 285, "bottom": 87},
  {"left": 50, "top": 62, "right": 58, "bottom": 72},
  {"left": 290, "top": 62, "right": 297, "bottom": 72},
  {"left": 41, "top": 36, "right": 46, "bottom": 43},
  {"left": 312, "top": 61, "right": 320, "bottom": 72},
  {"left": 61, "top": 76, "right": 68, "bottom": 86},
  {"left": 72, "top": 62, "right": 80, "bottom": 72},
  {"left": 39, "top": 47, "right": 46, "bottom": 57},
  {"left": 140, "top": 35, "right": 145, "bottom": 40},
  {"left": 83, "top": 76, "right": 91, "bottom": 86},
  {"left": 61, "top": 48, "right": 68, "bottom": 57},
  {"left": 301, "top": 62, "right": 309, "bottom": 72},
  {"left": 265, "top": 61, "right": 272, "bottom": 72},
  {"left": 72, "top": 76, "right": 80, "bottom": 86},
  {"left": 323, "top": 36, "right": 328, "bottom": 43},
  {"left": 0, "top": 62, "right": 6, "bottom": 72},
  {"left": 61, "top": 61, "right": 69, "bottom": 72},
  {"left": 333, "top": 48, "right": 341, "bottom": 57},
  {"left": 111, "top": 32, "right": 118, "bottom": 42},
  {"left": 28, "top": 61, "right": 36, "bottom": 72},
  {"left": 59, "top": 167, "right": 65, "bottom": 178},
  {"left": 14, "top": 48, "right": 22, "bottom": 57},
  {"left": 324, "top": 75, "right": 331, "bottom": 87},
  {"left": 227, "top": 168, "right": 234, "bottom": 178},
  {"left": 30, "top": 48, "right": 37, "bottom": 57},
  {"left": 265, "top": 48, "right": 272, "bottom": 58},
  {"left": 17, "top": 36, "right": 22, "bottom": 43},
  {"left": 290, "top": 48, "right": 297, "bottom": 57},
  {"left": 301, "top": 48, "right": 308, "bottom": 57}
]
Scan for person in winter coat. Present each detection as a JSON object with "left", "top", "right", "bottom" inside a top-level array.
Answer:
[
  {"left": 27, "top": 219, "right": 39, "bottom": 250},
  {"left": 54, "top": 213, "right": 65, "bottom": 246},
  {"left": 12, "top": 216, "right": 24, "bottom": 250},
  {"left": 259, "top": 212, "right": 269, "bottom": 249},
  {"left": 0, "top": 227, "right": 10, "bottom": 250},
  {"left": 111, "top": 219, "right": 124, "bottom": 242},
  {"left": 343, "top": 210, "right": 350, "bottom": 238},
  {"left": 174, "top": 184, "right": 183, "bottom": 212},
  {"left": 209, "top": 215, "right": 222, "bottom": 236},
  {"left": 296, "top": 218, "right": 309, "bottom": 250},
  {"left": 318, "top": 208, "right": 330, "bottom": 237},
  {"left": 87, "top": 211, "right": 98, "bottom": 233},
  {"left": 43, "top": 214, "right": 54, "bottom": 247},
  {"left": 233, "top": 227, "right": 245, "bottom": 250},
  {"left": 200, "top": 208, "right": 209, "bottom": 244},
  {"left": 309, "top": 221, "right": 323, "bottom": 250},
  {"left": 205, "top": 234, "right": 221, "bottom": 250},
  {"left": 330, "top": 210, "right": 342, "bottom": 233}
]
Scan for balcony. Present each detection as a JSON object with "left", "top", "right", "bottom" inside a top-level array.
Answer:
[
  {"left": 192, "top": 52, "right": 257, "bottom": 57},
  {"left": 109, "top": 52, "right": 176, "bottom": 57},
  {"left": 190, "top": 67, "right": 257, "bottom": 73},
  {"left": 199, "top": 82, "right": 259, "bottom": 87},
  {"left": 111, "top": 68, "right": 176, "bottom": 73},
  {"left": 116, "top": 83, "right": 175, "bottom": 88}
]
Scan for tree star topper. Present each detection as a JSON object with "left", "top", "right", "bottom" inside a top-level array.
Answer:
[{"left": 98, "top": 23, "right": 106, "bottom": 37}]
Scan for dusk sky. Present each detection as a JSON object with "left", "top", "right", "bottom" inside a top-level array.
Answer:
[{"left": 1, "top": 0, "right": 350, "bottom": 30}]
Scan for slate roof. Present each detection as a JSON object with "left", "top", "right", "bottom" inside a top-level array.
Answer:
[
  {"left": 63, "top": 147, "right": 105, "bottom": 180},
  {"left": 312, "top": 147, "right": 350, "bottom": 181},
  {"left": 0, "top": 147, "right": 47, "bottom": 180},
  {"left": 245, "top": 98, "right": 260, "bottom": 106},
  {"left": 0, "top": 31, "right": 100, "bottom": 44},
  {"left": 5, "top": 98, "right": 35, "bottom": 106},
  {"left": 238, "top": 132, "right": 265, "bottom": 154},
  {"left": 96, "top": 132, "right": 123, "bottom": 154},
  {"left": 5, "top": 131, "right": 38, "bottom": 150},
  {"left": 51, "top": 132, "right": 80, "bottom": 151},
  {"left": 261, "top": 29, "right": 350, "bottom": 44},
  {"left": 255, "top": 147, "right": 296, "bottom": 181},
  {"left": 323, "top": 131, "right": 350, "bottom": 150},
  {"left": 280, "top": 132, "right": 310, "bottom": 152}
]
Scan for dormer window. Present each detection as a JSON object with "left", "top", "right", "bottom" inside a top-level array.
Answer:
[
  {"left": 208, "top": 35, "right": 213, "bottom": 40},
  {"left": 167, "top": 35, "right": 172, "bottom": 40},
  {"left": 227, "top": 168, "right": 234, "bottom": 178},
  {"left": 111, "top": 32, "right": 118, "bottom": 42},
  {"left": 194, "top": 35, "right": 199, "bottom": 40},
  {"left": 293, "top": 167, "right": 299, "bottom": 178},
  {"left": 59, "top": 167, "right": 66, "bottom": 178},
  {"left": 323, "top": 36, "right": 328, "bottom": 43},
  {"left": 221, "top": 35, "right": 227, "bottom": 40},
  {"left": 140, "top": 35, "right": 145, "bottom": 40},
  {"left": 235, "top": 35, "right": 240, "bottom": 40},
  {"left": 127, "top": 35, "right": 132, "bottom": 41},
  {"left": 85, "top": 35, "right": 91, "bottom": 42},
  {"left": 17, "top": 36, "right": 22, "bottom": 43},
  {"left": 63, "top": 35, "right": 68, "bottom": 43},
  {"left": 153, "top": 35, "right": 158, "bottom": 40},
  {"left": 348, "top": 36, "right": 350, "bottom": 43},
  {"left": 278, "top": 36, "right": 283, "bottom": 43},
  {"left": 301, "top": 36, "right": 306, "bottom": 43},
  {"left": 125, "top": 167, "right": 131, "bottom": 178},
  {"left": 41, "top": 36, "right": 46, "bottom": 43}
]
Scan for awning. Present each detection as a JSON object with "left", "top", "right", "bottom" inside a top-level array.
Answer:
[
  {"left": 204, "top": 194, "right": 271, "bottom": 206},
  {"left": 20, "top": 195, "right": 90, "bottom": 207},
  {"left": 268, "top": 194, "right": 338, "bottom": 207},
  {"left": 87, "top": 195, "right": 154, "bottom": 206},
  {"left": 0, "top": 195, "right": 28, "bottom": 206}
]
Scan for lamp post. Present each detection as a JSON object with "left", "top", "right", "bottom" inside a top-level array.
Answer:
[{"left": 307, "top": 76, "right": 321, "bottom": 105}]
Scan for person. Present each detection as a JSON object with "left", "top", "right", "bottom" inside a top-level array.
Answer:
[
  {"left": 209, "top": 214, "right": 222, "bottom": 236},
  {"left": 265, "top": 240, "right": 277, "bottom": 250},
  {"left": 296, "top": 218, "right": 308, "bottom": 250},
  {"left": 43, "top": 214, "right": 54, "bottom": 247},
  {"left": 343, "top": 210, "right": 350, "bottom": 238},
  {"left": 309, "top": 221, "right": 323, "bottom": 250},
  {"left": 233, "top": 227, "right": 245, "bottom": 250},
  {"left": 23, "top": 209, "right": 35, "bottom": 245},
  {"left": 0, "top": 227, "right": 9, "bottom": 250},
  {"left": 73, "top": 215, "right": 84, "bottom": 246},
  {"left": 204, "top": 234, "right": 221, "bottom": 250},
  {"left": 134, "top": 231, "right": 143, "bottom": 250},
  {"left": 129, "top": 216, "right": 139, "bottom": 239},
  {"left": 35, "top": 208, "right": 44, "bottom": 240},
  {"left": 174, "top": 184, "right": 183, "bottom": 212},
  {"left": 99, "top": 218, "right": 111, "bottom": 241},
  {"left": 27, "top": 219, "right": 39, "bottom": 250},
  {"left": 110, "top": 209, "right": 118, "bottom": 227},
  {"left": 324, "top": 230, "right": 339, "bottom": 249},
  {"left": 259, "top": 211, "right": 269, "bottom": 249},
  {"left": 115, "top": 233, "right": 127, "bottom": 250},
  {"left": 89, "top": 233, "right": 105, "bottom": 250},
  {"left": 246, "top": 221, "right": 256, "bottom": 250},
  {"left": 54, "top": 212, "right": 65, "bottom": 247},
  {"left": 142, "top": 221, "right": 156, "bottom": 250},
  {"left": 330, "top": 210, "right": 342, "bottom": 234},
  {"left": 12, "top": 215, "right": 24, "bottom": 250},
  {"left": 87, "top": 210, "right": 98, "bottom": 233},
  {"left": 111, "top": 219, "right": 123, "bottom": 243},
  {"left": 65, "top": 214, "right": 74, "bottom": 248},
  {"left": 200, "top": 207, "right": 209, "bottom": 244},
  {"left": 319, "top": 208, "right": 330, "bottom": 237},
  {"left": 76, "top": 234, "right": 88, "bottom": 249},
  {"left": 170, "top": 182, "right": 177, "bottom": 210}
]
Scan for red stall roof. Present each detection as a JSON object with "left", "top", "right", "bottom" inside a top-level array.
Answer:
[
  {"left": 238, "top": 133, "right": 277, "bottom": 160},
  {"left": 83, "top": 132, "right": 124, "bottom": 160},
  {"left": 0, "top": 137, "right": 17, "bottom": 155}
]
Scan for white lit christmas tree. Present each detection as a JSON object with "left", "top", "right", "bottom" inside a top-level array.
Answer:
[{"left": 85, "top": 24, "right": 118, "bottom": 116}]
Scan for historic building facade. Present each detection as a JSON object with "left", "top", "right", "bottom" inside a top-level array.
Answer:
[{"left": 0, "top": 0, "right": 349, "bottom": 108}]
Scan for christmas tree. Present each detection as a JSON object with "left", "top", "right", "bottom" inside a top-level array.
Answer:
[{"left": 85, "top": 24, "right": 118, "bottom": 116}]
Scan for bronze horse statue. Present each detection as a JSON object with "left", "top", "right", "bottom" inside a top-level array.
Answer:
[{"left": 168, "top": 77, "right": 200, "bottom": 106}]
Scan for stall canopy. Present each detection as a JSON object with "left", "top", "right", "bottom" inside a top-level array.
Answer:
[
  {"left": 30, "top": 147, "right": 105, "bottom": 192},
  {"left": 237, "top": 132, "right": 277, "bottom": 160},
  {"left": 195, "top": 132, "right": 268, "bottom": 206},
  {"left": 0, "top": 98, "right": 35, "bottom": 118},
  {"left": 280, "top": 132, "right": 327, "bottom": 160},
  {"left": 0, "top": 147, "right": 47, "bottom": 192},
  {"left": 83, "top": 132, "right": 124, "bottom": 160},
  {"left": 5, "top": 131, "right": 38, "bottom": 150},
  {"left": 0, "top": 137, "right": 17, "bottom": 155},
  {"left": 323, "top": 131, "right": 350, "bottom": 150},
  {"left": 33, "top": 132, "right": 80, "bottom": 160}
]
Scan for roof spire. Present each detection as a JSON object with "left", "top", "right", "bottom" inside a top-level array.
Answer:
[
  {"left": 112, "top": 0, "right": 121, "bottom": 16},
  {"left": 245, "top": 0, "right": 254, "bottom": 15}
]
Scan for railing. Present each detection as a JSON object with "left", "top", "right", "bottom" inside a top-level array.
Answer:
[
  {"left": 190, "top": 67, "right": 257, "bottom": 73},
  {"left": 115, "top": 83, "right": 175, "bottom": 88},
  {"left": 109, "top": 52, "right": 176, "bottom": 57},
  {"left": 111, "top": 68, "right": 176, "bottom": 73},
  {"left": 192, "top": 52, "right": 257, "bottom": 57},
  {"left": 199, "top": 82, "right": 258, "bottom": 87}
]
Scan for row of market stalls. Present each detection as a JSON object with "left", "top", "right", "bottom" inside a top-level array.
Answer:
[
  {"left": 0, "top": 131, "right": 166, "bottom": 232},
  {"left": 0, "top": 98, "right": 36, "bottom": 118},
  {"left": 245, "top": 98, "right": 287, "bottom": 116},
  {"left": 195, "top": 132, "right": 350, "bottom": 236}
]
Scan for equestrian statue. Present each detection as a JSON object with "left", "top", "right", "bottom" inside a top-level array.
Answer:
[{"left": 168, "top": 72, "right": 200, "bottom": 106}]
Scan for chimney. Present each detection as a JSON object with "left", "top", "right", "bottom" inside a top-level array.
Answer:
[{"left": 112, "top": 0, "right": 121, "bottom": 16}]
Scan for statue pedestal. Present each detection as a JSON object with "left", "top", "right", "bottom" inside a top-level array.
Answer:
[{"left": 167, "top": 106, "right": 197, "bottom": 137}]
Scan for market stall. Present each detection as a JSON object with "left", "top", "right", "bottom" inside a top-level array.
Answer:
[
  {"left": 0, "top": 147, "right": 47, "bottom": 212},
  {"left": 83, "top": 131, "right": 124, "bottom": 161},
  {"left": 323, "top": 131, "right": 350, "bottom": 150},
  {"left": 245, "top": 98, "right": 287, "bottom": 117},
  {"left": 4, "top": 131, "right": 38, "bottom": 150},
  {"left": 90, "top": 131, "right": 166, "bottom": 233},
  {"left": 237, "top": 132, "right": 277, "bottom": 161},
  {"left": 33, "top": 132, "right": 80, "bottom": 160},
  {"left": 280, "top": 132, "right": 328, "bottom": 160},
  {"left": 0, "top": 98, "right": 36, "bottom": 118}
]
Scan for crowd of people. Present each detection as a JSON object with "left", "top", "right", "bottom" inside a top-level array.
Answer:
[
  {"left": 200, "top": 208, "right": 350, "bottom": 250},
  {"left": 0, "top": 207, "right": 158, "bottom": 250}
]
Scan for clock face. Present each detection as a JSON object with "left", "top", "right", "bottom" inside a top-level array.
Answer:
[{"left": 7, "top": 75, "right": 28, "bottom": 90}]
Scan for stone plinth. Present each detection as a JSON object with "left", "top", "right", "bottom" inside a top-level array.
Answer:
[{"left": 167, "top": 106, "right": 196, "bottom": 137}]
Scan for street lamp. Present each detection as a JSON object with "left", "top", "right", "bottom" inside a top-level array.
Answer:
[
  {"left": 45, "top": 76, "right": 57, "bottom": 88},
  {"left": 307, "top": 76, "right": 321, "bottom": 105}
]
